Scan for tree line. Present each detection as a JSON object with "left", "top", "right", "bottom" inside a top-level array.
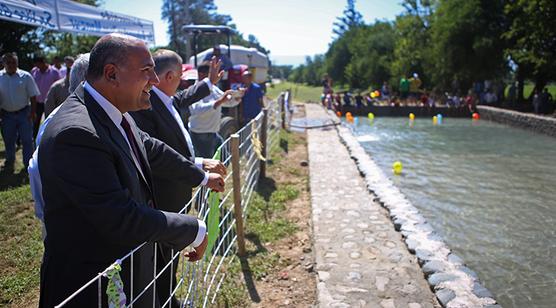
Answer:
[
  {"left": 0, "top": 0, "right": 268, "bottom": 70},
  {"left": 289, "top": 0, "right": 556, "bottom": 102}
]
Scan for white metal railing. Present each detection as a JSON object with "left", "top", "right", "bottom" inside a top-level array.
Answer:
[{"left": 55, "top": 94, "right": 287, "bottom": 307}]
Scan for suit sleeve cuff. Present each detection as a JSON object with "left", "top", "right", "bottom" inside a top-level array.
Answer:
[
  {"left": 195, "top": 157, "right": 204, "bottom": 169},
  {"left": 191, "top": 219, "right": 206, "bottom": 247},
  {"left": 203, "top": 77, "right": 213, "bottom": 91},
  {"left": 200, "top": 171, "right": 209, "bottom": 186}
]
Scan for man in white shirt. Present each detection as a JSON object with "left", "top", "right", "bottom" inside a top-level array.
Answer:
[
  {"left": 188, "top": 62, "right": 241, "bottom": 158},
  {"left": 0, "top": 52, "right": 40, "bottom": 172}
]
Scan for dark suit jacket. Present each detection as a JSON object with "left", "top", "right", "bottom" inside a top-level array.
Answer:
[
  {"left": 130, "top": 80, "right": 210, "bottom": 214},
  {"left": 38, "top": 84, "right": 206, "bottom": 308}
]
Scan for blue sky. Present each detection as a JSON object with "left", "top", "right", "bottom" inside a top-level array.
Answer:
[{"left": 103, "top": 0, "right": 403, "bottom": 65}]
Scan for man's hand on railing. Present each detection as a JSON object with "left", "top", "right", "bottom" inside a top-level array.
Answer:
[
  {"left": 206, "top": 173, "right": 225, "bottom": 192},
  {"left": 185, "top": 234, "right": 208, "bottom": 262},
  {"left": 202, "top": 159, "right": 227, "bottom": 176}
]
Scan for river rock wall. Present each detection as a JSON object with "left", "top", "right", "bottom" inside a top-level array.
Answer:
[
  {"left": 328, "top": 108, "right": 500, "bottom": 307},
  {"left": 477, "top": 106, "right": 556, "bottom": 137}
]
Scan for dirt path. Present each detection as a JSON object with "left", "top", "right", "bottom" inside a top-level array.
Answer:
[{"left": 246, "top": 103, "right": 317, "bottom": 307}]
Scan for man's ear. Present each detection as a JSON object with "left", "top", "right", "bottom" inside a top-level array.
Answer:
[
  {"left": 165, "top": 70, "right": 174, "bottom": 82},
  {"left": 103, "top": 64, "right": 118, "bottom": 85}
]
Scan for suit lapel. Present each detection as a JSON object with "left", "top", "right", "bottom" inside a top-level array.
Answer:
[
  {"left": 78, "top": 85, "right": 152, "bottom": 194},
  {"left": 150, "top": 90, "right": 192, "bottom": 157}
]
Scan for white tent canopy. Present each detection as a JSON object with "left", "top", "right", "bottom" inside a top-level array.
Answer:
[{"left": 0, "top": 0, "right": 155, "bottom": 45}]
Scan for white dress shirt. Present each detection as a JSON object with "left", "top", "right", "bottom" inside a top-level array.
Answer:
[{"left": 189, "top": 85, "right": 240, "bottom": 133}]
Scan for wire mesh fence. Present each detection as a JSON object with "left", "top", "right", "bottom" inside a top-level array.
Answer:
[{"left": 54, "top": 93, "right": 287, "bottom": 308}]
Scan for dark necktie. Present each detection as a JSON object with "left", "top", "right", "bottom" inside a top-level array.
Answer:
[{"left": 120, "top": 116, "right": 144, "bottom": 172}]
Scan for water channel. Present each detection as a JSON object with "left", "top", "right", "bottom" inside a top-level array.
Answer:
[{"left": 349, "top": 117, "right": 556, "bottom": 307}]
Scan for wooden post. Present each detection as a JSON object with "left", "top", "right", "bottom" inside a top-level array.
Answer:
[
  {"left": 280, "top": 93, "right": 286, "bottom": 129},
  {"left": 230, "top": 134, "right": 246, "bottom": 257},
  {"left": 260, "top": 108, "right": 268, "bottom": 179}
]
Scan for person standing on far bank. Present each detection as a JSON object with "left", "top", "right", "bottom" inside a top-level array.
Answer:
[{"left": 240, "top": 70, "right": 264, "bottom": 124}]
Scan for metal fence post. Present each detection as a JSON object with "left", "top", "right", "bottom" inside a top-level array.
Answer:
[
  {"left": 230, "top": 134, "right": 246, "bottom": 257},
  {"left": 260, "top": 108, "right": 269, "bottom": 179}
]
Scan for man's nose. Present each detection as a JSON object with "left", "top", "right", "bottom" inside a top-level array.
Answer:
[{"left": 149, "top": 69, "right": 160, "bottom": 86}]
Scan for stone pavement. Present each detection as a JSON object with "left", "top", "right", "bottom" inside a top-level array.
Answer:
[{"left": 306, "top": 103, "right": 440, "bottom": 308}]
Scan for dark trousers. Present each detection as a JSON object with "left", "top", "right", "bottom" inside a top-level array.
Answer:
[
  {"left": 33, "top": 103, "right": 45, "bottom": 140},
  {"left": 156, "top": 245, "right": 181, "bottom": 307},
  {"left": 190, "top": 132, "right": 223, "bottom": 159},
  {"left": 0, "top": 106, "right": 34, "bottom": 167}
]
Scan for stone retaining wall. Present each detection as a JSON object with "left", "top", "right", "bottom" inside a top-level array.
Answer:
[
  {"left": 477, "top": 106, "right": 556, "bottom": 137},
  {"left": 328, "top": 108, "right": 500, "bottom": 308}
]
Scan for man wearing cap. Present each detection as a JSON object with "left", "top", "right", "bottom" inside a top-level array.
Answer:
[{"left": 240, "top": 70, "right": 264, "bottom": 124}]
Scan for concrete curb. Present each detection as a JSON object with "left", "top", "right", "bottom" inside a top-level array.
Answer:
[{"left": 326, "top": 109, "right": 500, "bottom": 308}]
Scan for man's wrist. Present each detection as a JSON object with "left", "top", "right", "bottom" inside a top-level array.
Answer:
[
  {"left": 200, "top": 171, "right": 209, "bottom": 186},
  {"left": 191, "top": 219, "right": 206, "bottom": 247},
  {"left": 195, "top": 157, "right": 204, "bottom": 169}
]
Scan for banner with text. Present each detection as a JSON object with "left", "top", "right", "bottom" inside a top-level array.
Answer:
[
  {"left": 0, "top": 0, "right": 57, "bottom": 30},
  {"left": 0, "top": 0, "right": 155, "bottom": 45},
  {"left": 56, "top": 0, "right": 155, "bottom": 45}
]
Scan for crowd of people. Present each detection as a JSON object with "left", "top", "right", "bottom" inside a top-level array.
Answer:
[
  {"left": 0, "top": 33, "right": 265, "bottom": 307},
  {"left": 320, "top": 74, "right": 554, "bottom": 115}
]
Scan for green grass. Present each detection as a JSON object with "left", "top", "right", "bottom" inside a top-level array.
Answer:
[
  {"left": 266, "top": 81, "right": 322, "bottom": 102},
  {"left": 0, "top": 134, "right": 42, "bottom": 306},
  {"left": 0, "top": 185, "right": 42, "bottom": 306},
  {"left": 215, "top": 129, "right": 306, "bottom": 306},
  {"left": 522, "top": 83, "right": 556, "bottom": 98}
]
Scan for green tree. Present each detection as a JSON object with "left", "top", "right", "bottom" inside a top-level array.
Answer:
[
  {"left": 345, "top": 22, "right": 395, "bottom": 90},
  {"left": 333, "top": 0, "right": 364, "bottom": 38},
  {"left": 428, "top": 0, "right": 507, "bottom": 91},
  {"left": 325, "top": 34, "right": 353, "bottom": 86},
  {"left": 503, "top": 0, "right": 556, "bottom": 100},
  {"left": 390, "top": 0, "right": 436, "bottom": 91}
]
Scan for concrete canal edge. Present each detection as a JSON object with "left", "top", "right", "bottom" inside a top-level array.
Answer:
[
  {"left": 477, "top": 106, "right": 556, "bottom": 137},
  {"left": 323, "top": 108, "right": 501, "bottom": 307}
]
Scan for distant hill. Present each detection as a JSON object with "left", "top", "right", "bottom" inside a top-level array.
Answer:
[{"left": 270, "top": 55, "right": 307, "bottom": 67}]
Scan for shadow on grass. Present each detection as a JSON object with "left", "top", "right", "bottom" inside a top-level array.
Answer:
[
  {"left": 245, "top": 232, "right": 268, "bottom": 255},
  {"left": 256, "top": 176, "right": 276, "bottom": 202},
  {"left": 279, "top": 138, "right": 288, "bottom": 153},
  {"left": 239, "top": 257, "right": 261, "bottom": 303},
  {"left": 0, "top": 168, "right": 29, "bottom": 192}
]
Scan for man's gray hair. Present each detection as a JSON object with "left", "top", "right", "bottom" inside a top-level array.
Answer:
[
  {"left": 152, "top": 49, "right": 182, "bottom": 76},
  {"left": 69, "top": 53, "right": 90, "bottom": 92}
]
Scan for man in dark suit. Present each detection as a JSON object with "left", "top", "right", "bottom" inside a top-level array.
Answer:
[
  {"left": 130, "top": 49, "right": 228, "bottom": 306},
  {"left": 38, "top": 34, "right": 225, "bottom": 307}
]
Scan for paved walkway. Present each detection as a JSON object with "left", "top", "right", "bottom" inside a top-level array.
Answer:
[{"left": 306, "top": 104, "right": 440, "bottom": 308}]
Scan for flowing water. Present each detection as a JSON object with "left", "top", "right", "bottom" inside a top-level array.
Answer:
[{"left": 350, "top": 117, "right": 556, "bottom": 308}]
